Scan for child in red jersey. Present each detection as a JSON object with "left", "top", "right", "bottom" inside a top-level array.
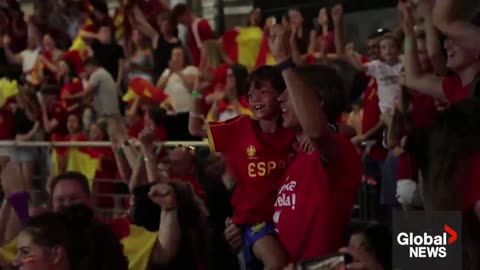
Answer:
[{"left": 189, "top": 65, "right": 294, "bottom": 269}]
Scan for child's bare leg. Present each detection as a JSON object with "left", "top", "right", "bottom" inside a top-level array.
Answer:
[{"left": 252, "top": 234, "right": 287, "bottom": 270}]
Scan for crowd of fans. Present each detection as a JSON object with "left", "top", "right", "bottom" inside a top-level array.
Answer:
[{"left": 0, "top": 0, "right": 480, "bottom": 269}]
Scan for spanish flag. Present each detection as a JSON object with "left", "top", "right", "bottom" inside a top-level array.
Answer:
[
  {"left": 1, "top": 219, "right": 158, "bottom": 270},
  {"left": 254, "top": 34, "right": 276, "bottom": 69},
  {"left": 51, "top": 135, "right": 100, "bottom": 189},
  {"left": 0, "top": 79, "right": 19, "bottom": 108},
  {"left": 221, "top": 26, "right": 263, "bottom": 71},
  {"left": 122, "top": 77, "right": 169, "bottom": 105},
  {"left": 69, "top": 17, "right": 96, "bottom": 61}
]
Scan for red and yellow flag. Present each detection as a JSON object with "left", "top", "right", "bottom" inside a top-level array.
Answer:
[
  {"left": 254, "top": 34, "right": 276, "bottom": 69},
  {"left": 221, "top": 26, "right": 263, "bottom": 71},
  {"left": 51, "top": 135, "right": 100, "bottom": 189},
  {"left": 69, "top": 17, "right": 96, "bottom": 61},
  {"left": 123, "top": 77, "right": 169, "bottom": 105}
]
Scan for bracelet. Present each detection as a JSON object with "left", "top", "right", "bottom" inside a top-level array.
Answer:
[
  {"left": 7, "top": 191, "right": 30, "bottom": 226},
  {"left": 192, "top": 90, "right": 203, "bottom": 99},
  {"left": 404, "top": 38, "right": 414, "bottom": 51},
  {"left": 189, "top": 111, "right": 204, "bottom": 119}
]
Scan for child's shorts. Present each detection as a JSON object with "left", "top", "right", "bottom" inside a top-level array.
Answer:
[{"left": 242, "top": 222, "right": 276, "bottom": 270}]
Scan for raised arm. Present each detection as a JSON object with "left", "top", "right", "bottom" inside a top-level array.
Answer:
[
  {"left": 418, "top": 0, "right": 447, "bottom": 76},
  {"left": 332, "top": 4, "right": 345, "bottom": 55},
  {"left": 2, "top": 35, "right": 22, "bottom": 65},
  {"left": 131, "top": 6, "right": 158, "bottom": 41},
  {"left": 148, "top": 183, "right": 181, "bottom": 266},
  {"left": 432, "top": 0, "right": 480, "bottom": 51},
  {"left": 269, "top": 25, "right": 338, "bottom": 162},
  {"left": 188, "top": 73, "right": 211, "bottom": 137},
  {"left": 399, "top": 1, "right": 446, "bottom": 101}
]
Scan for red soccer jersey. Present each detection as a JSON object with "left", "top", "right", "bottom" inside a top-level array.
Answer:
[
  {"left": 59, "top": 79, "right": 83, "bottom": 112},
  {"left": 362, "top": 79, "right": 388, "bottom": 161},
  {"left": 188, "top": 19, "right": 215, "bottom": 67},
  {"left": 273, "top": 134, "right": 362, "bottom": 262},
  {"left": 47, "top": 103, "right": 69, "bottom": 139},
  {"left": 207, "top": 115, "right": 296, "bottom": 225},
  {"left": 442, "top": 76, "right": 471, "bottom": 104}
]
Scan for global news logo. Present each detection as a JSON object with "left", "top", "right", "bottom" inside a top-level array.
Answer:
[{"left": 397, "top": 225, "right": 457, "bottom": 258}]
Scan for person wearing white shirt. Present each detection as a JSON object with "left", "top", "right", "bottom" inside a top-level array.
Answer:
[{"left": 156, "top": 46, "right": 199, "bottom": 113}]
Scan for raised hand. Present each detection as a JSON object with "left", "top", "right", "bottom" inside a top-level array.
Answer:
[
  {"left": 331, "top": 4, "right": 344, "bottom": 25},
  {"left": 398, "top": 0, "right": 414, "bottom": 33},
  {"left": 148, "top": 183, "right": 177, "bottom": 210},
  {"left": 1, "top": 161, "right": 28, "bottom": 196},
  {"left": 138, "top": 127, "right": 155, "bottom": 148},
  {"left": 268, "top": 24, "right": 291, "bottom": 63}
]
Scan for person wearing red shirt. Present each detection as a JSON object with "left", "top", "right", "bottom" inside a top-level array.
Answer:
[
  {"left": 268, "top": 25, "right": 362, "bottom": 263},
  {"left": 400, "top": 3, "right": 480, "bottom": 105},
  {"left": 189, "top": 66, "right": 294, "bottom": 269},
  {"left": 171, "top": 4, "right": 215, "bottom": 67},
  {"left": 58, "top": 58, "right": 84, "bottom": 113},
  {"left": 40, "top": 85, "right": 69, "bottom": 140}
]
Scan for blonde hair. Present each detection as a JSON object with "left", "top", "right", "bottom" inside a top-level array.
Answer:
[{"left": 202, "top": 39, "right": 229, "bottom": 68}]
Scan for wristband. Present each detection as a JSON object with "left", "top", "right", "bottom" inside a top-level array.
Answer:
[
  {"left": 7, "top": 191, "right": 30, "bottom": 226},
  {"left": 192, "top": 90, "right": 203, "bottom": 99},
  {"left": 275, "top": 58, "right": 296, "bottom": 72},
  {"left": 404, "top": 38, "right": 414, "bottom": 51}
]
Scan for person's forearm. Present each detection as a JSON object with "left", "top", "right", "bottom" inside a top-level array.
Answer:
[
  {"left": 424, "top": 14, "right": 447, "bottom": 76},
  {"left": 79, "top": 30, "right": 99, "bottom": 41},
  {"left": 43, "top": 58, "right": 59, "bottom": 73},
  {"left": 4, "top": 47, "right": 21, "bottom": 65},
  {"left": 282, "top": 68, "right": 336, "bottom": 160},
  {"left": 142, "top": 145, "right": 161, "bottom": 183},
  {"left": 333, "top": 19, "right": 345, "bottom": 55},
  {"left": 4, "top": 211, "right": 21, "bottom": 244},
  {"left": 188, "top": 97, "right": 206, "bottom": 137},
  {"left": 117, "top": 61, "right": 125, "bottom": 86},
  {"left": 154, "top": 209, "right": 181, "bottom": 265},
  {"left": 128, "top": 157, "right": 146, "bottom": 192},
  {"left": 16, "top": 124, "right": 39, "bottom": 141},
  {"left": 121, "top": 142, "right": 141, "bottom": 171},
  {"left": 0, "top": 202, "right": 11, "bottom": 245},
  {"left": 156, "top": 76, "right": 169, "bottom": 89},
  {"left": 113, "top": 147, "right": 132, "bottom": 180},
  {"left": 132, "top": 6, "right": 158, "bottom": 40}
]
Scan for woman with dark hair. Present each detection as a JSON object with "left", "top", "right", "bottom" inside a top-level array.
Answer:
[
  {"left": 248, "top": 8, "right": 263, "bottom": 28},
  {"left": 206, "top": 63, "right": 252, "bottom": 122},
  {"left": 13, "top": 204, "right": 128, "bottom": 270},
  {"left": 425, "top": 99, "right": 480, "bottom": 216},
  {"left": 58, "top": 58, "right": 83, "bottom": 114},
  {"left": 425, "top": 99, "right": 480, "bottom": 270}
]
